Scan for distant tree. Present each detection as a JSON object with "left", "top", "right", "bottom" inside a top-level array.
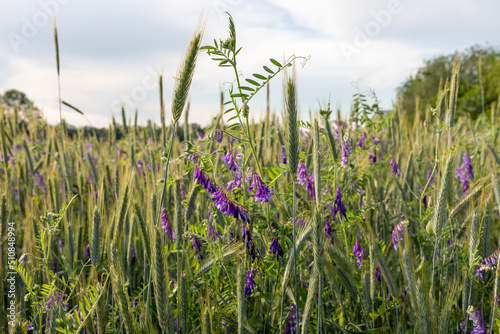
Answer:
[
  {"left": 398, "top": 44, "right": 500, "bottom": 120},
  {"left": 0, "top": 89, "right": 43, "bottom": 121}
]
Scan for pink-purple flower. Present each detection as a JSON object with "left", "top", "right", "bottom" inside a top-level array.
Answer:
[
  {"left": 161, "top": 208, "right": 174, "bottom": 239},
  {"left": 297, "top": 162, "right": 307, "bottom": 185},
  {"left": 269, "top": 237, "right": 284, "bottom": 260},
  {"left": 466, "top": 305, "right": 487, "bottom": 334},
  {"left": 392, "top": 221, "right": 408, "bottom": 250},
  {"left": 390, "top": 156, "right": 400, "bottom": 176},
  {"left": 244, "top": 266, "right": 256, "bottom": 297},
  {"left": 247, "top": 172, "right": 273, "bottom": 202},
  {"left": 352, "top": 239, "right": 365, "bottom": 267}
]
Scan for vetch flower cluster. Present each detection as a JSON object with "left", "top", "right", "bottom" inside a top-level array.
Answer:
[
  {"left": 324, "top": 218, "right": 334, "bottom": 244},
  {"left": 392, "top": 220, "right": 408, "bottom": 250},
  {"left": 456, "top": 153, "right": 474, "bottom": 194},
  {"left": 195, "top": 166, "right": 218, "bottom": 195},
  {"left": 195, "top": 166, "right": 250, "bottom": 223},
  {"left": 244, "top": 266, "right": 256, "bottom": 297},
  {"left": 466, "top": 305, "right": 487, "bottom": 334},
  {"left": 281, "top": 145, "right": 287, "bottom": 164},
  {"left": 161, "top": 208, "right": 175, "bottom": 240},
  {"left": 357, "top": 132, "right": 367, "bottom": 148},
  {"left": 476, "top": 249, "right": 498, "bottom": 278},
  {"left": 212, "top": 188, "right": 250, "bottom": 223},
  {"left": 222, "top": 149, "right": 239, "bottom": 172},
  {"left": 297, "top": 162, "right": 307, "bottom": 185},
  {"left": 390, "top": 156, "right": 400, "bottom": 176},
  {"left": 333, "top": 186, "right": 347, "bottom": 221},
  {"left": 341, "top": 135, "right": 352, "bottom": 167},
  {"left": 189, "top": 234, "right": 202, "bottom": 262},
  {"left": 206, "top": 208, "right": 221, "bottom": 242},
  {"left": 269, "top": 237, "right": 284, "bottom": 260},
  {"left": 352, "top": 239, "right": 365, "bottom": 267},
  {"left": 242, "top": 224, "right": 258, "bottom": 261},
  {"left": 285, "top": 303, "right": 300, "bottom": 334},
  {"left": 247, "top": 171, "right": 273, "bottom": 202}
]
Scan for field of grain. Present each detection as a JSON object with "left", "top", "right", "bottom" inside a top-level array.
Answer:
[{"left": 1, "top": 14, "right": 500, "bottom": 334}]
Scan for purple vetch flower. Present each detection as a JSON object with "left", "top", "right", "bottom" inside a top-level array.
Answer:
[
  {"left": 497, "top": 294, "right": 500, "bottom": 307},
  {"left": 281, "top": 145, "right": 287, "bottom": 164},
  {"left": 334, "top": 128, "right": 340, "bottom": 145},
  {"left": 195, "top": 166, "right": 218, "bottom": 195},
  {"left": 352, "top": 240, "right": 365, "bottom": 267},
  {"left": 324, "top": 218, "right": 334, "bottom": 244},
  {"left": 226, "top": 168, "right": 242, "bottom": 191},
  {"left": 392, "top": 221, "right": 408, "bottom": 250},
  {"left": 212, "top": 188, "right": 250, "bottom": 223},
  {"left": 221, "top": 322, "right": 230, "bottom": 334},
  {"left": 285, "top": 303, "right": 300, "bottom": 334},
  {"left": 341, "top": 136, "right": 352, "bottom": 167},
  {"left": 189, "top": 234, "right": 203, "bottom": 262},
  {"left": 131, "top": 244, "right": 137, "bottom": 264},
  {"left": 212, "top": 130, "right": 223, "bottom": 143},
  {"left": 247, "top": 172, "right": 273, "bottom": 202},
  {"left": 161, "top": 208, "right": 175, "bottom": 239},
  {"left": 52, "top": 258, "right": 58, "bottom": 272},
  {"left": 269, "top": 237, "right": 284, "bottom": 260},
  {"left": 27, "top": 323, "right": 35, "bottom": 330},
  {"left": 357, "top": 132, "right": 367, "bottom": 148},
  {"left": 466, "top": 305, "right": 487, "bottom": 334},
  {"left": 242, "top": 224, "right": 252, "bottom": 248},
  {"left": 6, "top": 153, "right": 15, "bottom": 166},
  {"left": 19, "top": 253, "right": 27, "bottom": 265},
  {"left": 206, "top": 209, "right": 221, "bottom": 242},
  {"left": 456, "top": 154, "right": 474, "bottom": 194},
  {"left": 476, "top": 248, "right": 499, "bottom": 278},
  {"left": 241, "top": 224, "right": 258, "bottom": 261},
  {"left": 460, "top": 321, "right": 467, "bottom": 332},
  {"left": 376, "top": 266, "right": 381, "bottom": 282},
  {"left": 244, "top": 266, "right": 256, "bottom": 297},
  {"left": 85, "top": 245, "right": 91, "bottom": 260},
  {"left": 306, "top": 173, "right": 315, "bottom": 199},
  {"left": 297, "top": 162, "right": 307, "bottom": 185},
  {"left": 456, "top": 165, "right": 469, "bottom": 194},
  {"left": 426, "top": 169, "right": 435, "bottom": 187},
  {"left": 35, "top": 171, "right": 47, "bottom": 192},
  {"left": 390, "top": 156, "right": 400, "bottom": 176},
  {"left": 222, "top": 149, "right": 239, "bottom": 172},
  {"left": 77, "top": 308, "right": 87, "bottom": 331},
  {"left": 369, "top": 153, "right": 376, "bottom": 164},
  {"left": 196, "top": 131, "right": 205, "bottom": 140},
  {"left": 463, "top": 153, "right": 474, "bottom": 180},
  {"left": 334, "top": 186, "right": 347, "bottom": 221},
  {"left": 187, "top": 153, "right": 199, "bottom": 163},
  {"left": 372, "top": 136, "right": 380, "bottom": 145},
  {"left": 14, "top": 188, "right": 19, "bottom": 203}
]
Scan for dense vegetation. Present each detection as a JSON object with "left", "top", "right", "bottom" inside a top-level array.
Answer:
[
  {"left": 1, "top": 14, "right": 500, "bottom": 334},
  {"left": 398, "top": 44, "right": 500, "bottom": 121}
]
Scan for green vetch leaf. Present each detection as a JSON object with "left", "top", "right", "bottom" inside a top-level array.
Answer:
[
  {"left": 270, "top": 58, "right": 282, "bottom": 67},
  {"left": 263, "top": 66, "right": 274, "bottom": 74},
  {"left": 253, "top": 73, "right": 267, "bottom": 80},
  {"left": 245, "top": 78, "right": 260, "bottom": 86}
]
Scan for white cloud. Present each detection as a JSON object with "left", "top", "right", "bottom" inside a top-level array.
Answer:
[{"left": 1, "top": 0, "right": 499, "bottom": 127}]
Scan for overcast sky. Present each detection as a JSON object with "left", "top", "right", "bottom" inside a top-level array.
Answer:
[{"left": 1, "top": 0, "right": 499, "bottom": 128}]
